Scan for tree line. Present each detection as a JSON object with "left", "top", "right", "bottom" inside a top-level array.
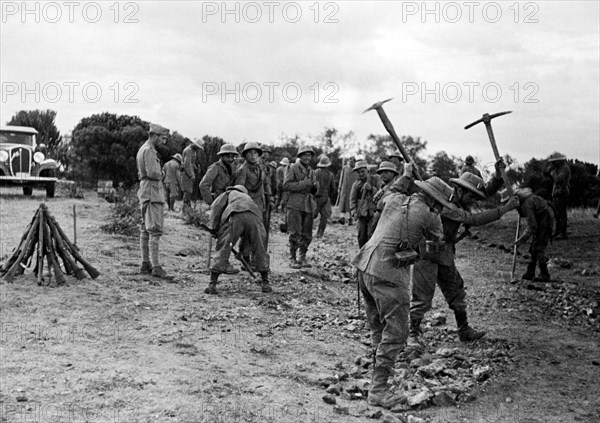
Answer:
[{"left": 6, "top": 109, "right": 600, "bottom": 208}]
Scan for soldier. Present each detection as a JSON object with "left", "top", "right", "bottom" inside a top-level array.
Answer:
[
  {"left": 234, "top": 142, "right": 272, "bottom": 228},
  {"left": 352, "top": 177, "right": 451, "bottom": 408},
  {"left": 283, "top": 146, "right": 318, "bottom": 268},
  {"left": 387, "top": 151, "right": 405, "bottom": 174},
  {"left": 514, "top": 188, "right": 554, "bottom": 281},
  {"left": 595, "top": 169, "right": 600, "bottom": 219},
  {"left": 406, "top": 163, "right": 519, "bottom": 345},
  {"left": 199, "top": 144, "right": 238, "bottom": 206},
  {"left": 205, "top": 185, "right": 272, "bottom": 295},
  {"left": 136, "top": 123, "right": 171, "bottom": 279},
  {"left": 314, "top": 155, "right": 337, "bottom": 238},
  {"left": 545, "top": 152, "right": 571, "bottom": 239},
  {"left": 275, "top": 157, "right": 290, "bottom": 213},
  {"left": 336, "top": 157, "right": 358, "bottom": 225},
  {"left": 461, "top": 155, "right": 482, "bottom": 178},
  {"left": 350, "top": 160, "right": 379, "bottom": 247},
  {"left": 181, "top": 138, "right": 204, "bottom": 214},
  {"left": 369, "top": 161, "right": 400, "bottom": 234},
  {"left": 162, "top": 153, "right": 182, "bottom": 212}
]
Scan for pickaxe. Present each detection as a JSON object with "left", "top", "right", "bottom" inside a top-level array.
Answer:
[
  {"left": 464, "top": 111, "right": 520, "bottom": 282},
  {"left": 363, "top": 98, "right": 422, "bottom": 181}
]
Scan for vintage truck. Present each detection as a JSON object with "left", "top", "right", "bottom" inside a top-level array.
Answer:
[{"left": 0, "top": 125, "right": 58, "bottom": 197}]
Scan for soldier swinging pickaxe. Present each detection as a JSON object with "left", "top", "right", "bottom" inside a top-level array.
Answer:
[{"left": 464, "top": 111, "right": 521, "bottom": 282}]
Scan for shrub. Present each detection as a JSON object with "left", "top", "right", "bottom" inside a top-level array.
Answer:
[{"left": 100, "top": 189, "right": 140, "bottom": 236}]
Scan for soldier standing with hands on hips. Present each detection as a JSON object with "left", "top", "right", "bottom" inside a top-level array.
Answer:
[{"left": 137, "top": 123, "right": 171, "bottom": 279}]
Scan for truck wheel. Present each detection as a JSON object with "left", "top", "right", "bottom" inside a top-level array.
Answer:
[
  {"left": 46, "top": 183, "right": 55, "bottom": 198},
  {"left": 23, "top": 186, "right": 33, "bottom": 196}
]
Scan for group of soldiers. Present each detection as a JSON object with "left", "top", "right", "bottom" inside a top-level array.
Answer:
[{"left": 136, "top": 123, "right": 573, "bottom": 409}]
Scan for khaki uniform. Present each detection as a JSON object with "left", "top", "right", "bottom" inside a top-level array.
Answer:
[
  {"left": 275, "top": 165, "right": 289, "bottom": 211},
  {"left": 181, "top": 145, "right": 197, "bottom": 208},
  {"left": 460, "top": 164, "right": 482, "bottom": 178},
  {"left": 136, "top": 140, "right": 165, "bottom": 267},
  {"left": 234, "top": 162, "right": 271, "bottom": 215},
  {"left": 199, "top": 160, "right": 234, "bottom": 205},
  {"left": 548, "top": 162, "right": 570, "bottom": 237},
  {"left": 518, "top": 193, "right": 553, "bottom": 277},
  {"left": 336, "top": 165, "right": 358, "bottom": 213},
  {"left": 350, "top": 176, "right": 379, "bottom": 247},
  {"left": 352, "top": 193, "right": 443, "bottom": 371},
  {"left": 210, "top": 189, "right": 269, "bottom": 274},
  {"left": 314, "top": 168, "right": 336, "bottom": 236},
  {"left": 283, "top": 162, "right": 317, "bottom": 254},
  {"left": 162, "top": 159, "right": 181, "bottom": 206}
]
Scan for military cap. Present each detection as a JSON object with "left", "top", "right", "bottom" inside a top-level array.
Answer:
[
  {"left": 242, "top": 142, "right": 262, "bottom": 156},
  {"left": 353, "top": 160, "right": 368, "bottom": 172},
  {"left": 414, "top": 177, "right": 455, "bottom": 209},
  {"left": 376, "top": 161, "right": 399, "bottom": 175},
  {"left": 449, "top": 172, "right": 486, "bottom": 199},
  {"left": 149, "top": 123, "right": 169, "bottom": 135},
  {"left": 317, "top": 156, "right": 332, "bottom": 168},
  {"left": 217, "top": 144, "right": 239, "bottom": 156},
  {"left": 297, "top": 146, "right": 315, "bottom": 156}
]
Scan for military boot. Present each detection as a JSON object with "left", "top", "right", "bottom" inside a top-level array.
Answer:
[
  {"left": 407, "top": 319, "right": 423, "bottom": 348},
  {"left": 260, "top": 271, "right": 273, "bottom": 293},
  {"left": 204, "top": 271, "right": 220, "bottom": 294},
  {"left": 289, "top": 246, "right": 302, "bottom": 269},
  {"left": 151, "top": 266, "right": 173, "bottom": 280},
  {"left": 367, "top": 366, "right": 404, "bottom": 409},
  {"left": 455, "top": 310, "right": 486, "bottom": 342},
  {"left": 521, "top": 261, "right": 536, "bottom": 280},
  {"left": 140, "top": 261, "right": 152, "bottom": 275},
  {"left": 534, "top": 258, "right": 551, "bottom": 282},
  {"left": 297, "top": 249, "right": 312, "bottom": 268}
]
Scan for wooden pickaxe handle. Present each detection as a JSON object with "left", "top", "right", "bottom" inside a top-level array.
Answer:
[
  {"left": 465, "top": 112, "right": 514, "bottom": 195},
  {"left": 364, "top": 98, "right": 423, "bottom": 181}
]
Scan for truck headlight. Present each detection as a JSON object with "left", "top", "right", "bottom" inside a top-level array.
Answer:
[
  {"left": 0, "top": 150, "right": 9, "bottom": 162},
  {"left": 33, "top": 152, "right": 45, "bottom": 163}
]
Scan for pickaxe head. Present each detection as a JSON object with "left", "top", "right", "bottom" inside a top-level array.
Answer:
[
  {"left": 464, "top": 111, "right": 512, "bottom": 130},
  {"left": 363, "top": 98, "right": 393, "bottom": 114}
]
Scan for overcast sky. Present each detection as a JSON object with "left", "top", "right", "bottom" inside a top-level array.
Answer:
[{"left": 1, "top": 1, "right": 599, "bottom": 168}]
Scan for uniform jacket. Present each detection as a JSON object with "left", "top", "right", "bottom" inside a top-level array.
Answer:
[
  {"left": 264, "top": 162, "right": 277, "bottom": 196},
  {"left": 136, "top": 140, "right": 165, "bottom": 204},
  {"left": 180, "top": 145, "right": 197, "bottom": 193},
  {"left": 276, "top": 166, "right": 287, "bottom": 193},
  {"left": 283, "top": 162, "right": 317, "bottom": 212},
  {"left": 210, "top": 188, "right": 263, "bottom": 232},
  {"left": 162, "top": 159, "right": 181, "bottom": 185},
  {"left": 352, "top": 193, "right": 443, "bottom": 282},
  {"left": 234, "top": 161, "right": 271, "bottom": 212},
  {"left": 336, "top": 165, "right": 358, "bottom": 213},
  {"left": 199, "top": 160, "right": 234, "bottom": 205},
  {"left": 460, "top": 165, "right": 482, "bottom": 178},
  {"left": 517, "top": 194, "right": 552, "bottom": 238},
  {"left": 549, "top": 162, "right": 571, "bottom": 197},
  {"left": 315, "top": 168, "right": 336, "bottom": 202},
  {"left": 350, "top": 176, "right": 379, "bottom": 218}
]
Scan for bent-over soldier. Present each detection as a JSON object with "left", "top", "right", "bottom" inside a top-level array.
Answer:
[
  {"left": 514, "top": 188, "right": 554, "bottom": 281},
  {"left": 199, "top": 144, "right": 238, "bottom": 205},
  {"left": 352, "top": 177, "right": 451, "bottom": 409},
  {"left": 137, "top": 123, "right": 171, "bottom": 279},
  {"left": 206, "top": 185, "right": 272, "bottom": 295},
  {"left": 314, "top": 155, "right": 336, "bottom": 238},
  {"left": 162, "top": 153, "right": 182, "bottom": 212}
]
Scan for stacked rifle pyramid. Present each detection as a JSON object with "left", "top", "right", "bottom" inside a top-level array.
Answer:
[{"left": 1, "top": 203, "right": 100, "bottom": 286}]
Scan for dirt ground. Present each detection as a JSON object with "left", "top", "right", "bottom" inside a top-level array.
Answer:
[{"left": 1, "top": 186, "right": 599, "bottom": 423}]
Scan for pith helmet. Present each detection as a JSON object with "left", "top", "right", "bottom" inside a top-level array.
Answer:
[
  {"left": 449, "top": 172, "right": 486, "bottom": 199},
  {"left": 242, "top": 142, "right": 262, "bottom": 156},
  {"left": 191, "top": 137, "right": 204, "bottom": 148},
  {"left": 353, "top": 160, "right": 368, "bottom": 172},
  {"left": 269, "top": 161, "right": 277, "bottom": 169},
  {"left": 280, "top": 157, "right": 290, "bottom": 165},
  {"left": 377, "top": 161, "right": 399, "bottom": 175},
  {"left": 415, "top": 176, "right": 455, "bottom": 209},
  {"left": 317, "top": 156, "right": 332, "bottom": 168},
  {"left": 465, "top": 155, "right": 475, "bottom": 165},
  {"left": 547, "top": 152, "right": 567, "bottom": 162},
  {"left": 297, "top": 146, "right": 315, "bottom": 156},
  {"left": 388, "top": 151, "right": 405, "bottom": 162},
  {"left": 217, "top": 144, "right": 239, "bottom": 156},
  {"left": 261, "top": 144, "right": 272, "bottom": 153},
  {"left": 149, "top": 123, "right": 169, "bottom": 135},
  {"left": 172, "top": 153, "right": 183, "bottom": 163}
]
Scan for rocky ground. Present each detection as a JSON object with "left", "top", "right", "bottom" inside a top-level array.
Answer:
[{"left": 1, "top": 187, "right": 599, "bottom": 422}]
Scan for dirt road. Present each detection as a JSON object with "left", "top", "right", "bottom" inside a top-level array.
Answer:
[{"left": 1, "top": 188, "right": 599, "bottom": 422}]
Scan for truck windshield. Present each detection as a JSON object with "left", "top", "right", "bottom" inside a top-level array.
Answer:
[{"left": 0, "top": 131, "right": 35, "bottom": 146}]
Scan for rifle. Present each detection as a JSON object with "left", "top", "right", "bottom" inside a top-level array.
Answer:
[{"left": 198, "top": 223, "right": 258, "bottom": 279}]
